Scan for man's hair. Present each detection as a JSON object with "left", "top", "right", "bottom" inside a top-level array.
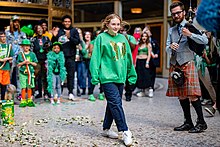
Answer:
[
  {"left": 0, "top": 31, "right": 5, "bottom": 36},
  {"left": 62, "top": 15, "right": 72, "bottom": 22},
  {"left": 170, "top": 1, "right": 185, "bottom": 12},
  {"left": 39, "top": 19, "right": 47, "bottom": 25}
]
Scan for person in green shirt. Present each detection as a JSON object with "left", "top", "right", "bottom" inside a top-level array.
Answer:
[
  {"left": 85, "top": 30, "right": 105, "bottom": 101},
  {"left": 90, "top": 13, "right": 137, "bottom": 146},
  {"left": 0, "top": 31, "right": 14, "bottom": 100},
  {"left": 17, "top": 39, "right": 38, "bottom": 107},
  {"left": 119, "top": 25, "right": 137, "bottom": 101}
]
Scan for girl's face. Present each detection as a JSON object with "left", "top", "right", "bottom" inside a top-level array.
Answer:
[
  {"left": 37, "top": 25, "right": 43, "bottom": 36},
  {"left": 84, "top": 32, "right": 91, "bottom": 41},
  {"left": 141, "top": 33, "right": 148, "bottom": 42},
  {"left": 53, "top": 45, "right": 60, "bottom": 54},
  {"left": 22, "top": 45, "right": 30, "bottom": 52},
  {"left": 107, "top": 17, "right": 121, "bottom": 34},
  {"left": 0, "top": 34, "right": 6, "bottom": 44}
]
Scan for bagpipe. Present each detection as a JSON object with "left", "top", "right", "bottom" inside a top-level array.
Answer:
[{"left": 178, "top": 1, "right": 206, "bottom": 56}]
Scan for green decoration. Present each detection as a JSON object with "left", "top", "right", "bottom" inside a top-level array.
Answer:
[
  {"left": 21, "top": 25, "right": 34, "bottom": 37},
  {"left": 47, "top": 51, "right": 67, "bottom": 94},
  {"left": 40, "top": 48, "right": 44, "bottom": 53}
]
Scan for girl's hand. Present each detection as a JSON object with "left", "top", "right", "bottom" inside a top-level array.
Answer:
[
  {"left": 145, "top": 63, "right": 149, "bottom": 68},
  {"left": 202, "top": 49, "right": 207, "bottom": 58},
  {"left": 25, "top": 60, "right": 30, "bottom": 64},
  {"left": 52, "top": 27, "right": 59, "bottom": 37}
]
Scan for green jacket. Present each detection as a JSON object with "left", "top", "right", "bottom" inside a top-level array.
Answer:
[{"left": 90, "top": 32, "right": 137, "bottom": 85}]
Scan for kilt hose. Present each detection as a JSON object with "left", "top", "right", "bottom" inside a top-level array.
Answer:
[{"left": 166, "top": 61, "right": 201, "bottom": 97}]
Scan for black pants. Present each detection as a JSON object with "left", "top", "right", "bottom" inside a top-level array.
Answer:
[
  {"left": 11, "top": 67, "right": 17, "bottom": 88},
  {"left": 125, "top": 79, "right": 135, "bottom": 99},
  {"left": 65, "top": 57, "right": 75, "bottom": 94},
  {"left": 149, "top": 65, "right": 156, "bottom": 90},
  {"left": 35, "top": 61, "right": 49, "bottom": 96},
  {"left": 1, "top": 84, "right": 6, "bottom": 100}
]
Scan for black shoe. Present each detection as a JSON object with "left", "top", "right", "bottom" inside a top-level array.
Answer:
[
  {"left": 81, "top": 89, "right": 86, "bottom": 95},
  {"left": 125, "top": 95, "right": 131, "bottom": 102},
  {"left": 174, "top": 123, "right": 194, "bottom": 131},
  {"left": 35, "top": 94, "right": 42, "bottom": 99},
  {"left": 188, "top": 122, "right": 207, "bottom": 133},
  {"left": 77, "top": 91, "right": 81, "bottom": 96}
]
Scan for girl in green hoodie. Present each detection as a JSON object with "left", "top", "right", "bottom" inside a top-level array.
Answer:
[{"left": 90, "top": 13, "right": 137, "bottom": 146}]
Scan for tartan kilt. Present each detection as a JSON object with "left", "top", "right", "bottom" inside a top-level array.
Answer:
[{"left": 166, "top": 61, "right": 201, "bottom": 97}]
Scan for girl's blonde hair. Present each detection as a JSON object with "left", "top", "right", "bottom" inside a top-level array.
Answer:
[{"left": 101, "top": 13, "right": 129, "bottom": 32}]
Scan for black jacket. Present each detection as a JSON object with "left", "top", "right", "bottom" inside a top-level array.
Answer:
[
  {"left": 32, "top": 36, "right": 51, "bottom": 61},
  {"left": 150, "top": 37, "right": 160, "bottom": 67},
  {"left": 52, "top": 27, "right": 80, "bottom": 58}
]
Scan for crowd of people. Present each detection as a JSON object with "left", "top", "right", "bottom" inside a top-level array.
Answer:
[
  {"left": 0, "top": 1, "right": 220, "bottom": 145},
  {"left": 0, "top": 13, "right": 161, "bottom": 104}
]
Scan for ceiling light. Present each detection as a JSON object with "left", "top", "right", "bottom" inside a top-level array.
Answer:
[{"left": 131, "top": 8, "right": 142, "bottom": 14}]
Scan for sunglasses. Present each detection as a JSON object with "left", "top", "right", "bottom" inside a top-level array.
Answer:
[{"left": 171, "top": 10, "right": 183, "bottom": 17}]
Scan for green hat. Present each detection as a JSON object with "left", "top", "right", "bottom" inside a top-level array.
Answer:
[
  {"left": 52, "top": 42, "right": 62, "bottom": 50},
  {"left": 11, "top": 15, "right": 20, "bottom": 21},
  {"left": 20, "top": 39, "right": 31, "bottom": 46}
]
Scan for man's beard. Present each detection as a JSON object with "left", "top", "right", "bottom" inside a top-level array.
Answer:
[{"left": 174, "top": 17, "right": 184, "bottom": 24}]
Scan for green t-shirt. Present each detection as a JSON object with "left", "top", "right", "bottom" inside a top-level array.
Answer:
[
  {"left": 127, "top": 34, "right": 137, "bottom": 45},
  {"left": 0, "top": 44, "right": 14, "bottom": 70},
  {"left": 17, "top": 51, "right": 38, "bottom": 75},
  {"left": 90, "top": 32, "right": 137, "bottom": 85}
]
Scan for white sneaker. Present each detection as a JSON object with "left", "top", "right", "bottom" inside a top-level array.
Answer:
[
  {"left": 57, "top": 98, "right": 61, "bottom": 104},
  {"left": 102, "top": 129, "right": 118, "bottom": 139},
  {"left": 54, "top": 94, "right": 58, "bottom": 99},
  {"left": 50, "top": 99, "right": 55, "bottom": 104},
  {"left": 148, "top": 88, "right": 154, "bottom": 98},
  {"left": 136, "top": 92, "right": 145, "bottom": 97},
  {"left": 69, "top": 93, "right": 76, "bottom": 101},
  {"left": 122, "top": 130, "right": 132, "bottom": 146}
]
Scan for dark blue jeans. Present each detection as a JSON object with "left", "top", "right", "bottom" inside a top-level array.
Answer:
[
  {"left": 76, "top": 61, "right": 86, "bottom": 89},
  {"left": 102, "top": 83, "right": 128, "bottom": 132}
]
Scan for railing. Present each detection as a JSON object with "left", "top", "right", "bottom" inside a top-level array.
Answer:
[{"left": 0, "top": 0, "right": 71, "bottom": 8}]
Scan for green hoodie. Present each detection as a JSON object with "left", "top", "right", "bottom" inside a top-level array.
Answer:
[{"left": 90, "top": 32, "right": 137, "bottom": 85}]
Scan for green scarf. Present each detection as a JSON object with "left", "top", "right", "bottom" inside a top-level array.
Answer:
[{"left": 47, "top": 51, "right": 67, "bottom": 94}]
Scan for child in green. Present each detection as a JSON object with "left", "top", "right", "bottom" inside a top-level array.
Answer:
[
  {"left": 17, "top": 39, "right": 38, "bottom": 107},
  {"left": 0, "top": 31, "right": 14, "bottom": 100},
  {"left": 47, "top": 42, "right": 67, "bottom": 104}
]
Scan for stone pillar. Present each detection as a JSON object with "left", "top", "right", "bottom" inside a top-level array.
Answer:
[
  {"left": 48, "top": 0, "right": 52, "bottom": 30},
  {"left": 114, "top": 1, "right": 122, "bottom": 17},
  {"left": 162, "top": 0, "right": 170, "bottom": 77}
]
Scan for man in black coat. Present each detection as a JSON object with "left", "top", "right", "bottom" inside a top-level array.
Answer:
[{"left": 51, "top": 15, "right": 80, "bottom": 100}]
